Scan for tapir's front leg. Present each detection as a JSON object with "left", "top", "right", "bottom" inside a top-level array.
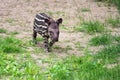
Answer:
[
  {"left": 49, "top": 41, "right": 55, "bottom": 47},
  {"left": 43, "top": 37, "right": 50, "bottom": 52}
]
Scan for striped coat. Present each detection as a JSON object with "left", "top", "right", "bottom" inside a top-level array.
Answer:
[
  {"left": 33, "top": 13, "right": 50, "bottom": 37},
  {"left": 33, "top": 13, "right": 63, "bottom": 52}
]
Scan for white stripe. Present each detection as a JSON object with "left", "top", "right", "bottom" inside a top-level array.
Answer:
[
  {"left": 42, "top": 30, "right": 46, "bottom": 33},
  {"left": 34, "top": 22, "right": 41, "bottom": 27},
  {"left": 35, "top": 17, "right": 44, "bottom": 22},
  {"left": 34, "top": 22, "right": 47, "bottom": 28},
  {"left": 37, "top": 13, "right": 47, "bottom": 19},
  {"left": 34, "top": 28, "right": 42, "bottom": 32},
  {"left": 42, "top": 26, "right": 47, "bottom": 28}
]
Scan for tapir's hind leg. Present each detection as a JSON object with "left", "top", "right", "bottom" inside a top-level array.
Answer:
[{"left": 33, "top": 30, "right": 37, "bottom": 44}]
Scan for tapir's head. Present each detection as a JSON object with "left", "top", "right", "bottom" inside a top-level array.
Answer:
[{"left": 45, "top": 18, "right": 62, "bottom": 42}]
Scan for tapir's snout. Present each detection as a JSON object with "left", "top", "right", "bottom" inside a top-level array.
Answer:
[
  {"left": 52, "top": 36, "right": 59, "bottom": 42},
  {"left": 54, "top": 38, "right": 58, "bottom": 42}
]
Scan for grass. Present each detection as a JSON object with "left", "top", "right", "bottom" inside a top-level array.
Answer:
[
  {"left": 5, "top": 18, "right": 18, "bottom": 26},
  {"left": 0, "top": 36, "right": 26, "bottom": 53},
  {"left": 0, "top": 53, "right": 43, "bottom": 79},
  {"left": 60, "top": 24, "right": 69, "bottom": 30},
  {"left": 36, "top": 37, "right": 44, "bottom": 42},
  {"left": 74, "top": 20, "right": 105, "bottom": 34},
  {"left": 96, "top": 43, "right": 120, "bottom": 64},
  {"left": 1, "top": 11, "right": 120, "bottom": 80},
  {"left": 10, "top": 31, "right": 19, "bottom": 35},
  {"left": 0, "top": 32, "right": 120, "bottom": 80},
  {"left": 81, "top": 8, "right": 91, "bottom": 12},
  {"left": 47, "top": 54, "right": 120, "bottom": 80},
  {"left": 96, "top": 0, "right": 120, "bottom": 11},
  {"left": 75, "top": 42, "right": 84, "bottom": 50},
  {"left": 89, "top": 34, "right": 120, "bottom": 46},
  {"left": 53, "top": 45, "right": 72, "bottom": 53},
  {"left": 106, "top": 17, "right": 120, "bottom": 28},
  {"left": 111, "top": 0, "right": 120, "bottom": 11},
  {"left": 114, "top": 35, "right": 120, "bottom": 42},
  {"left": 89, "top": 33, "right": 113, "bottom": 46},
  {"left": 0, "top": 28, "right": 7, "bottom": 33},
  {"left": 6, "top": 18, "right": 15, "bottom": 23}
]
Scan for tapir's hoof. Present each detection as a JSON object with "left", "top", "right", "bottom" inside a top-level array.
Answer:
[{"left": 45, "top": 49, "right": 50, "bottom": 53}]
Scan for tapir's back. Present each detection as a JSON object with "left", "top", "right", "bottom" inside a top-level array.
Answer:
[{"left": 33, "top": 13, "right": 50, "bottom": 36}]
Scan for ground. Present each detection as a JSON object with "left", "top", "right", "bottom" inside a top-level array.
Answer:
[{"left": 0, "top": 0, "right": 120, "bottom": 72}]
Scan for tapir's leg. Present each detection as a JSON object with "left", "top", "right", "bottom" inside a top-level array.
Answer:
[
  {"left": 43, "top": 37, "right": 50, "bottom": 52},
  {"left": 49, "top": 41, "right": 55, "bottom": 47},
  {"left": 33, "top": 30, "right": 37, "bottom": 44}
]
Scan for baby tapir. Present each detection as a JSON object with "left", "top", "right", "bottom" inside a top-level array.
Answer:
[{"left": 33, "top": 13, "right": 62, "bottom": 52}]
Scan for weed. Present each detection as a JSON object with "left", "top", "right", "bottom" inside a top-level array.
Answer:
[
  {"left": 0, "top": 53, "right": 43, "bottom": 79},
  {"left": 53, "top": 45, "right": 72, "bottom": 53},
  {"left": 114, "top": 35, "right": 120, "bottom": 42},
  {"left": 55, "top": 11, "right": 65, "bottom": 16},
  {"left": 36, "top": 37, "right": 44, "bottom": 42},
  {"left": 45, "top": 11, "right": 54, "bottom": 17},
  {"left": 5, "top": 18, "right": 18, "bottom": 26},
  {"left": 96, "top": 43, "right": 120, "bottom": 64},
  {"left": 75, "top": 42, "right": 84, "bottom": 50},
  {"left": 74, "top": 21, "right": 105, "bottom": 34},
  {"left": 0, "top": 28, "right": 7, "bottom": 33},
  {"left": 0, "top": 36, "right": 26, "bottom": 53},
  {"left": 10, "top": 31, "right": 19, "bottom": 35},
  {"left": 47, "top": 54, "right": 120, "bottom": 80},
  {"left": 6, "top": 18, "right": 16, "bottom": 23},
  {"left": 81, "top": 8, "right": 91, "bottom": 12},
  {"left": 60, "top": 24, "right": 68, "bottom": 30},
  {"left": 95, "top": 0, "right": 120, "bottom": 11},
  {"left": 111, "top": 0, "right": 120, "bottom": 11},
  {"left": 33, "top": 47, "right": 45, "bottom": 53},
  {"left": 25, "top": 0, "right": 31, "bottom": 2},
  {"left": 89, "top": 33, "right": 113, "bottom": 46},
  {"left": 106, "top": 17, "right": 120, "bottom": 28}
]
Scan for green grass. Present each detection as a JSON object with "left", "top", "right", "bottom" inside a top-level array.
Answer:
[
  {"left": 47, "top": 54, "right": 120, "bottom": 80},
  {"left": 5, "top": 18, "right": 18, "bottom": 26},
  {"left": 60, "top": 24, "right": 68, "bottom": 30},
  {"left": 81, "top": 8, "right": 91, "bottom": 12},
  {"left": 53, "top": 45, "right": 72, "bottom": 53},
  {"left": 0, "top": 28, "right": 7, "bottom": 33},
  {"left": 95, "top": 0, "right": 120, "bottom": 11},
  {"left": 0, "top": 53, "right": 43, "bottom": 79},
  {"left": 111, "top": 0, "right": 120, "bottom": 11},
  {"left": 6, "top": 18, "right": 16, "bottom": 23},
  {"left": 0, "top": 36, "right": 25, "bottom": 53},
  {"left": 89, "top": 34, "right": 120, "bottom": 46},
  {"left": 89, "top": 33, "right": 113, "bottom": 46},
  {"left": 96, "top": 43, "right": 120, "bottom": 64},
  {"left": 106, "top": 17, "right": 120, "bottom": 28},
  {"left": 75, "top": 42, "right": 84, "bottom": 50},
  {"left": 0, "top": 34, "right": 120, "bottom": 80},
  {"left": 10, "top": 31, "right": 19, "bottom": 35},
  {"left": 36, "top": 37, "right": 44, "bottom": 42},
  {"left": 74, "top": 21, "right": 105, "bottom": 34},
  {"left": 114, "top": 36, "right": 120, "bottom": 42}
]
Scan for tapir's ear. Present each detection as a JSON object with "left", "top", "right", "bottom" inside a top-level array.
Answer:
[
  {"left": 56, "top": 18, "right": 62, "bottom": 25},
  {"left": 45, "top": 19, "right": 51, "bottom": 25}
]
